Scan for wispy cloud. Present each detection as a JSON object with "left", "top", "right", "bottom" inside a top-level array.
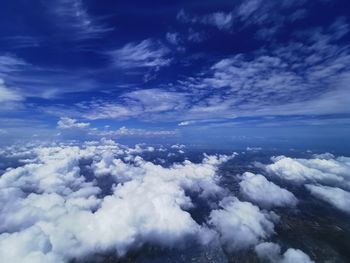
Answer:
[
  {"left": 176, "top": 20, "right": 350, "bottom": 119},
  {"left": 0, "top": 79, "right": 23, "bottom": 103},
  {"left": 177, "top": 0, "right": 309, "bottom": 37},
  {"left": 55, "top": 117, "right": 177, "bottom": 137},
  {"left": 40, "top": 18, "right": 350, "bottom": 127},
  {"left": 109, "top": 39, "right": 171, "bottom": 69},
  {"left": 177, "top": 9, "right": 233, "bottom": 31},
  {"left": 48, "top": 0, "right": 113, "bottom": 40},
  {"left": 76, "top": 89, "right": 188, "bottom": 120},
  {"left": 0, "top": 54, "right": 98, "bottom": 100},
  {"left": 89, "top": 126, "right": 177, "bottom": 137}
]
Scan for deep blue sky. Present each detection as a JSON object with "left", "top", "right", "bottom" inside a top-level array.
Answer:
[{"left": 0, "top": 0, "right": 350, "bottom": 150}]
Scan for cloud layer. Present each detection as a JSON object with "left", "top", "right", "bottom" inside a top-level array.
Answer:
[
  {"left": 0, "top": 141, "right": 236, "bottom": 262},
  {"left": 239, "top": 172, "right": 298, "bottom": 208},
  {"left": 2, "top": 141, "right": 348, "bottom": 262},
  {"left": 264, "top": 154, "right": 350, "bottom": 214}
]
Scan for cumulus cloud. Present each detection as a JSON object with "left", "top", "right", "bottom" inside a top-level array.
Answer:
[
  {"left": 0, "top": 140, "right": 235, "bottom": 262},
  {"left": 208, "top": 196, "right": 278, "bottom": 251},
  {"left": 255, "top": 242, "right": 314, "bottom": 263},
  {"left": 265, "top": 155, "right": 350, "bottom": 190},
  {"left": 262, "top": 153, "right": 350, "bottom": 214},
  {"left": 305, "top": 184, "right": 350, "bottom": 214},
  {"left": 239, "top": 172, "right": 298, "bottom": 208},
  {"left": 57, "top": 117, "right": 90, "bottom": 129}
]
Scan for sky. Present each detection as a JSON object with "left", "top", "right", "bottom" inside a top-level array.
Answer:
[{"left": 1, "top": 0, "right": 350, "bottom": 150}]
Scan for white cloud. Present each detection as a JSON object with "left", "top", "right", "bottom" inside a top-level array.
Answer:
[
  {"left": 49, "top": 0, "right": 112, "bottom": 40},
  {"left": 262, "top": 154, "right": 350, "bottom": 214},
  {"left": 0, "top": 55, "right": 28, "bottom": 74},
  {"left": 89, "top": 126, "right": 177, "bottom": 138},
  {"left": 204, "top": 12, "right": 233, "bottom": 30},
  {"left": 177, "top": 1, "right": 310, "bottom": 35},
  {"left": 175, "top": 20, "right": 350, "bottom": 120},
  {"left": 171, "top": 144, "right": 185, "bottom": 149},
  {"left": 56, "top": 116, "right": 177, "bottom": 138},
  {"left": 115, "top": 126, "right": 175, "bottom": 136},
  {"left": 239, "top": 172, "right": 298, "bottom": 208},
  {"left": 0, "top": 140, "right": 235, "bottom": 262},
  {"left": 42, "top": 19, "right": 350, "bottom": 124},
  {"left": 265, "top": 155, "right": 350, "bottom": 190},
  {"left": 82, "top": 89, "right": 189, "bottom": 121},
  {"left": 57, "top": 117, "right": 90, "bottom": 129},
  {"left": 0, "top": 54, "right": 98, "bottom": 101},
  {"left": 166, "top": 32, "right": 180, "bottom": 45},
  {"left": 255, "top": 242, "right": 314, "bottom": 263},
  {"left": 208, "top": 196, "right": 278, "bottom": 251},
  {"left": 0, "top": 78, "right": 23, "bottom": 103},
  {"left": 109, "top": 39, "right": 171, "bottom": 69},
  {"left": 177, "top": 10, "right": 233, "bottom": 31},
  {"left": 246, "top": 146, "right": 262, "bottom": 152},
  {"left": 178, "top": 121, "right": 192, "bottom": 126},
  {"left": 305, "top": 184, "right": 350, "bottom": 214}
]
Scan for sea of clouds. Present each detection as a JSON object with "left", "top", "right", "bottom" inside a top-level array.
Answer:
[{"left": 1, "top": 140, "right": 349, "bottom": 262}]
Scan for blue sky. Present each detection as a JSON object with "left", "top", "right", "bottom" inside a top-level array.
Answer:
[{"left": 1, "top": 0, "right": 350, "bottom": 149}]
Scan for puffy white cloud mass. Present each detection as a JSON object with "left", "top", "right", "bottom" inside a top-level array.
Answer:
[
  {"left": 255, "top": 242, "right": 314, "bottom": 263},
  {"left": 263, "top": 153, "right": 350, "bottom": 215},
  {"left": 0, "top": 140, "right": 236, "bottom": 262},
  {"left": 265, "top": 155, "right": 350, "bottom": 190},
  {"left": 57, "top": 117, "right": 90, "bottom": 129},
  {"left": 305, "top": 184, "right": 350, "bottom": 214},
  {"left": 208, "top": 196, "right": 278, "bottom": 251},
  {"left": 239, "top": 172, "right": 298, "bottom": 208}
]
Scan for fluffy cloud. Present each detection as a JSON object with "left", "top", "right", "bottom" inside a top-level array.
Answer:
[
  {"left": 305, "top": 184, "right": 350, "bottom": 214},
  {"left": 208, "top": 196, "right": 278, "bottom": 251},
  {"left": 263, "top": 153, "right": 350, "bottom": 214},
  {"left": 0, "top": 140, "right": 235, "bottom": 262},
  {"left": 239, "top": 172, "right": 298, "bottom": 208},
  {"left": 57, "top": 117, "right": 90, "bottom": 129},
  {"left": 265, "top": 155, "right": 350, "bottom": 190},
  {"left": 255, "top": 242, "right": 314, "bottom": 263}
]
